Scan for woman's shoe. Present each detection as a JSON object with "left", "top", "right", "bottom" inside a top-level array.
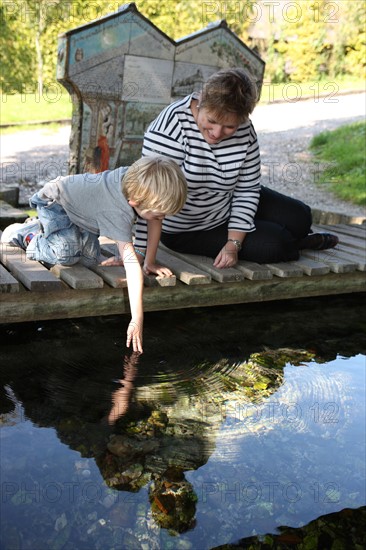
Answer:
[{"left": 299, "top": 232, "right": 339, "bottom": 251}]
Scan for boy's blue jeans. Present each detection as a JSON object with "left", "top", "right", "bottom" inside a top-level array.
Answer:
[{"left": 27, "top": 192, "right": 100, "bottom": 266}]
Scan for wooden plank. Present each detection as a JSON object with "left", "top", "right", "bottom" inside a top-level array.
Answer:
[
  {"left": 102, "top": 240, "right": 235, "bottom": 283},
  {"left": 313, "top": 222, "right": 366, "bottom": 235},
  {"left": 95, "top": 251, "right": 177, "bottom": 287},
  {"left": 89, "top": 262, "right": 128, "bottom": 288},
  {"left": 143, "top": 273, "right": 176, "bottom": 287},
  {"left": 312, "top": 224, "right": 366, "bottom": 251},
  {"left": 156, "top": 248, "right": 211, "bottom": 285},
  {"left": 235, "top": 261, "right": 273, "bottom": 280},
  {"left": 0, "top": 244, "right": 63, "bottom": 291},
  {"left": 0, "top": 200, "right": 28, "bottom": 230},
  {"left": 289, "top": 256, "right": 330, "bottom": 276},
  {"left": 301, "top": 249, "right": 357, "bottom": 273},
  {"left": 0, "top": 287, "right": 129, "bottom": 324},
  {"left": 100, "top": 242, "right": 118, "bottom": 257},
  {"left": 332, "top": 234, "right": 364, "bottom": 252},
  {"left": 265, "top": 262, "right": 304, "bottom": 278},
  {"left": 0, "top": 264, "right": 19, "bottom": 293},
  {"left": 1, "top": 271, "right": 365, "bottom": 324},
  {"left": 51, "top": 264, "right": 104, "bottom": 289},
  {"left": 337, "top": 243, "right": 364, "bottom": 256},
  {"left": 159, "top": 248, "right": 244, "bottom": 283},
  {"left": 0, "top": 184, "right": 19, "bottom": 207},
  {"left": 337, "top": 243, "right": 366, "bottom": 263},
  {"left": 328, "top": 247, "right": 366, "bottom": 271},
  {"left": 315, "top": 223, "right": 366, "bottom": 238},
  {"left": 102, "top": 243, "right": 208, "bottom": 285}
]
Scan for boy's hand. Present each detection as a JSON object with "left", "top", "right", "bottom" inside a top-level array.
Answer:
[
  {"left": 126, "top": 319, "right": 143, "bottom": 353},
  {"left": 100, "top": 255, "right": 124, "bottom": 266},
  {"left": 143, "top": 262, "right": 173, "bottom": 277},
  {"left": 101, "top": 254, "right": 144, "bottom": 267}
]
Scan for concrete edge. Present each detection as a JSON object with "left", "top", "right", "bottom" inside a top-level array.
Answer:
[{"left": 311, "top": 208, "right": 366, "bottom": 226}]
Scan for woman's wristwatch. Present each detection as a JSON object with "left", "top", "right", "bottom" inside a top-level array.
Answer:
[{"left": 227, "top": 239, "right": 242, "bottom": 251}]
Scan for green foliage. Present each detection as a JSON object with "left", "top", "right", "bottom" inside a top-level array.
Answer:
[
  {"left": 1, "top": 0, "right": 253, "bottom": 94},
  {"left": 137, "top": 0, "right": 199, "bottom": 39},
  {"left": 328, "top": 1, "right": 366, "bottom": 78},
  {"left": 310, "top": 122, "right": 366, "bottom": 205},
  {"left": 1, "top": 0, "right": 365, "bottom": 95},
  {"left": 262, "top": 37, "right": 287, "bottom": 84},
  {"left": 0, "top": 0, "right": 104, "bottom": 93},
  {"left": 0, "top": 2, "right": 35, "bottom": 93},
  {"left": 256, "top": 0, "right": 365, "bottom": 83},
  {"left": 274, "top": 0, "right": 330, "bottom": 82},
  {"left": 136, "top": 0, "right": 254, "bottom": 40}
]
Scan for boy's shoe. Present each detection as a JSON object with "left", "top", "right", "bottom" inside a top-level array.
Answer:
[{"left": 1, "top": 218, "right": 42, "bottom": 250}]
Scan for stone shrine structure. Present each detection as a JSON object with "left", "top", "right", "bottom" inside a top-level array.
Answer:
[{"left": 57, "top": 3, "right": 265, "bottom": 174}]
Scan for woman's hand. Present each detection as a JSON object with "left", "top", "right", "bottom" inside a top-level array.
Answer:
[
  {"left": 213, "top": 241, "right": 239, "bottom": 269},
  {"left": 143, "top": 262, "right": 174, "bottom": 277}
]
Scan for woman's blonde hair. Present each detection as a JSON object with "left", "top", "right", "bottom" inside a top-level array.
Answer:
[
  {"left": 199, "top": 68, "right": 259, "bottom": 123},
  {"left": 122, "top": 156, "right": 187, "bottom": 215}
]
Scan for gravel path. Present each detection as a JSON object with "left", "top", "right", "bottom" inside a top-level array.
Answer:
[
  {"left": 252, "top": 91, "right": 365, "bottom": 218},
  {"left": 1, "top": 91, "right": 365, "bottom": 217}
]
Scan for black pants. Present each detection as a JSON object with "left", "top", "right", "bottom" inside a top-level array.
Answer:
[{"left": 161, "top": 187, "right": 312, "bottom": 264}]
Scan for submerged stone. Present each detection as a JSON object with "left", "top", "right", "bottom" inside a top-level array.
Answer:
[{"left": 107, "top": 435, "right": 159, "bottom": 457}]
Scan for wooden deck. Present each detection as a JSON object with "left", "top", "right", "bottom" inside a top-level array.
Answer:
[{"left": 1, "top": 223, "right": 365, "bottom": 324}]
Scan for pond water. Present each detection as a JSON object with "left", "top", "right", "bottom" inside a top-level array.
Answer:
[{"left": 1, "top": 294, "right": 365, "bottom": 549}]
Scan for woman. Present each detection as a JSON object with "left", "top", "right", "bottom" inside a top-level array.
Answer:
[{"left": 134, "top": 68, "right": 338, "bottom": 268}]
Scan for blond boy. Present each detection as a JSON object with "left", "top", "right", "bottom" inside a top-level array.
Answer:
[{"left": 1, "top": 156, "right": 187, "bottom": 352}]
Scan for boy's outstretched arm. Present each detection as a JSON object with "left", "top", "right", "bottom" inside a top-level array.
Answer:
[
  {"left": 117, "top": 241, "right": 144, "bottom": 353},
  {"left": 144, "top": 219, "right": 173, "bottom": 277}
]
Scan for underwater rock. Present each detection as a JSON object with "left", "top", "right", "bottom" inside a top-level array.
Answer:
[
  {"left": 48, "top": 523, "right": 71, "bottom": 550},
  {"left": 148, "top": 410, "right": 169, "bottom": 428},
  {"left": 107, "top": 435, "right": 159, "bottom": 457},
  {"left": 149, "top": 478, "right": 197, "bottom": 534},
  {"left": 0, "top": 525, "right": 22, "bottom": 549},
  {"left": 54, "top": 512, "right": 67, "bottom": 532},
  {"left": 120, "top": 463, "right": 143, "bottom": 478}
]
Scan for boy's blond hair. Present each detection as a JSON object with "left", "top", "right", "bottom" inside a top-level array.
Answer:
[{"left": 122, "top": 156, "right": 187, "bottom": 214}]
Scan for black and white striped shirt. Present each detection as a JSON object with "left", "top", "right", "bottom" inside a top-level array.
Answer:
[{"left": 134, "top": 94, "right": 261, "bottom": 249}]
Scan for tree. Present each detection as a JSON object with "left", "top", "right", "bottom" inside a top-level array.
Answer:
[
  {"left": 248, "top": 0, "right": 366, "bottom": 83},
  {"left": 136, "top": 0, "right": 254, "bottom": 40},
  {"left": 274, "top": 0, "right": 329, "bottom": 82},
  {"left": 8, "top": 0, "right": 365, "bottom": 97},
  {"left": 328, "top": 0, "right": 366, "bottom": 78},
  {"left": 1, "top": 0, "right": 256, "bottom": 95},
  {"left": 0, "top": 1, "right": 34, "bottom": 93},
  {"left": 0, "top": 0, "right": 101, "bottom": 94}
]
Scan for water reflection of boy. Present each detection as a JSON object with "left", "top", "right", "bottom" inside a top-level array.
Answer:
[{"left": 106, "top": 353, "right": 139, "bottom": 424}]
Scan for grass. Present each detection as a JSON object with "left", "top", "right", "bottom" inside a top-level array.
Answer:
[
  {"left": 0, "top": 91, "right": 72, "bottom": 125},
  {"left": 310, "top": 121, "right": 366, "bottom": 206},
  {"left": 0, "top": 122, "right": 69, "bottom": 135}
]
